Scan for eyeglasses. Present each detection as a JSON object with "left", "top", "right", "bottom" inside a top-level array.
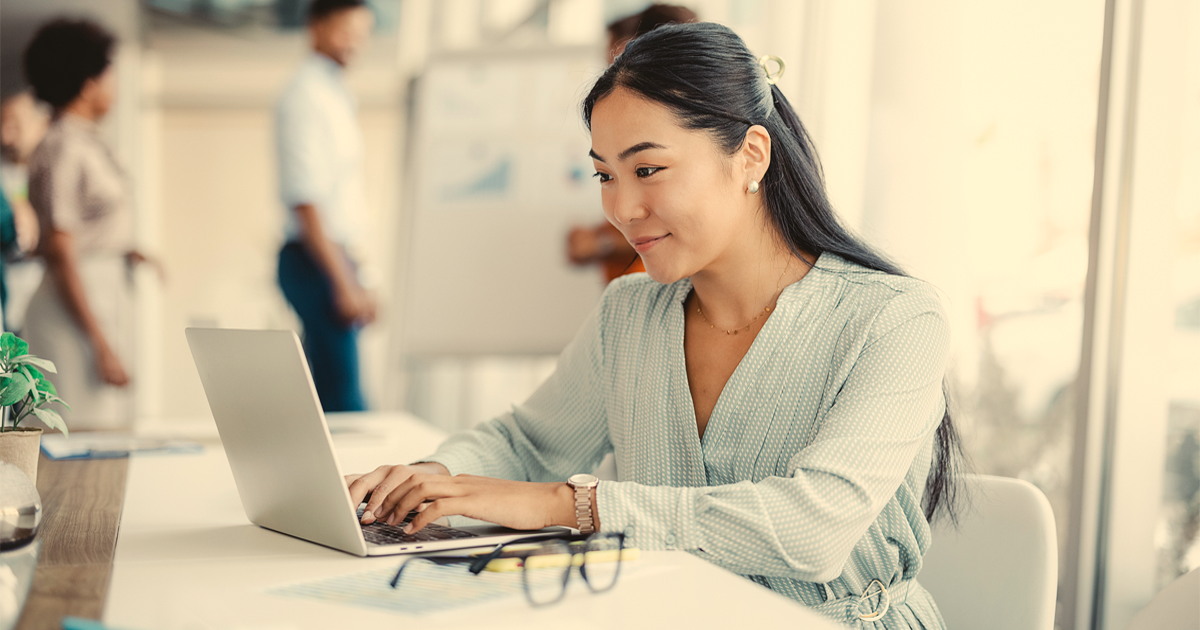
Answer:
[{"left": 389, "top": 532, "right": 627, "bottom": 607}]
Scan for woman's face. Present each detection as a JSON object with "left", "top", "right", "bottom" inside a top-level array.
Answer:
[{"left": 589, "top": 88, "right": 760, "bottom": 284}]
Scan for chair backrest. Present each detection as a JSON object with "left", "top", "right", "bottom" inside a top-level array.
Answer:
[
  {"left": 919, "top": 474, "right": 1058, "bottom": 630},
  {"left": 1124, "top": 567, "right": 1199, "bottom": 630}
]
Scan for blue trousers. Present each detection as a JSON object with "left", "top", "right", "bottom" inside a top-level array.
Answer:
[{"left": 278, "top": 242, "right": 366, "bottom": 412}]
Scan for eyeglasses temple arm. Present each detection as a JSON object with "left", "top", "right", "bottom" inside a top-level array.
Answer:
[{"left": 468, "top": 534, "right": 582, "bottom": 575}]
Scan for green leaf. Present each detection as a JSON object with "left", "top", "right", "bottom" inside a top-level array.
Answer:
[
  {"left": 0, "top": 333, "right": 29, "bottom": 360},
  {"left": 0, "top": 373, "right": 33, "bottom": 406},
  {"left": 11, "top": 355, "right": 57, "bottom": 374},
  {"left": 44, "top": 395, "right": 71, "bottom": 411},
  {"left": 17, "top": 366, "right": 41, "bottom": 405},
  {"left": 32, "top": 407, "right": 68, "bottom": 437},
  {"left": 25, "top": 366, "right": 57, "bottom": 396}
]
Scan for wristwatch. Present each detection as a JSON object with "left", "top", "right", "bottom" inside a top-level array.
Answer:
[{"left": 567, "top": 473, "right": 600, "bottom": 534}]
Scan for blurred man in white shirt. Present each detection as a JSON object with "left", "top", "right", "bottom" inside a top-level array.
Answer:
[{"left": 276, "top": 0, "right": 374, "bottom": 411}]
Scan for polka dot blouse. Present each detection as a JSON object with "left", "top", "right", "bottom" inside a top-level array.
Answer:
[{"left": 426, "top": 252, "right": 951, "bottom": 628}]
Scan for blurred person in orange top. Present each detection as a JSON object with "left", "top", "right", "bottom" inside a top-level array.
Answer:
[{"left": 566, "top": 3, "right": 698, "bottom": 284}]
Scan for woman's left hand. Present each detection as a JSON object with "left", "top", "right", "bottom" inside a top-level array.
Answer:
[{"left": 368, "top": 474, "right": 576, "bottom": 534}]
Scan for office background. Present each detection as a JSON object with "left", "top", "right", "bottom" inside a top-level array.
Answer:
[{"left": 0, "top": 1, "right": 1195, "bottom": 629}]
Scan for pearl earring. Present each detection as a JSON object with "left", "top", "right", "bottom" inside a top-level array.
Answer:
[{"left": 748, "top": 180, "right": 760, "bottom": 194}]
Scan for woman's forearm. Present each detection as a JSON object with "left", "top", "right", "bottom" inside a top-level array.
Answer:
[
  {"left": 408, "top": 461, "right": 451, "bottom": 476},
  {"left": 44, "top": 230, "right": 108, "bottom": 348}
]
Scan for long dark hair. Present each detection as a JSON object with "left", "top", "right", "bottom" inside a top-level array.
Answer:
[{"left": 582, "top": 22, "right": 965, "bottom": 523}]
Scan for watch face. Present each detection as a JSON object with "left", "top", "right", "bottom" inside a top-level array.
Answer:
[{"left": 569, "top": 473, "right": 599, "bottom": 486}]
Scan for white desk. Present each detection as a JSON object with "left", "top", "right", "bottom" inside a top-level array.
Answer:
[{"left": 105, "top": 413, "right": 843, "bottom": 630}]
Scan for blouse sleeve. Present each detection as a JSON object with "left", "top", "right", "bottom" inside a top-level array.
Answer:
[
  {"left": 596, "top": 288, "right": 951, "bottom": 584},
  {"left": 28, "top": 144, "right": 85, "bottom": 237},
  {"left": 420, "top": 298, "right": 612, "bottom": 482}
]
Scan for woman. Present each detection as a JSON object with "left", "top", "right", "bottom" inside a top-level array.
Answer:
[
  {"left": 349, "top": 23, "right": 961, "bottom": 628},
  {"left": 22, "top": 19, "right": 136, "bottom": 429}
]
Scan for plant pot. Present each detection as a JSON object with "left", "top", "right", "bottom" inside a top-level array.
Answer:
[{"left": 0, "top": 426, "right": 43, "bottom": 486}]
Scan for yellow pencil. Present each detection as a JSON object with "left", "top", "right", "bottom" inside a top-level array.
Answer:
[{"left": 481, "top": 548, "right": 640, "bottom": 573}]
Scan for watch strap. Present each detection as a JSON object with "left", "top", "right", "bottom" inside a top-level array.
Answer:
[{"left": 573, "top": 482, "right": 595, "bottom": 534}]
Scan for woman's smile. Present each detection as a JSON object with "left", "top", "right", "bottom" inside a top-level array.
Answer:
[{"left": 632, "top": 233, "right": 670, "bottom": 253}]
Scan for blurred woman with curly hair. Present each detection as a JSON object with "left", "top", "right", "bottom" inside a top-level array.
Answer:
[{"left": 22, "top": 18, "right": 143, "bottom": 428}]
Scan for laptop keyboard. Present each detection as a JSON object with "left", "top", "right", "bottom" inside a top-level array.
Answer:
[{"left": 357, "top": 507, "right": 479, "bottom": 545}]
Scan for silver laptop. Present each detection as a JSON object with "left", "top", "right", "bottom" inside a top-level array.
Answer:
[{"left": 185, "top": 327, "right": 559, "bottom": 557}]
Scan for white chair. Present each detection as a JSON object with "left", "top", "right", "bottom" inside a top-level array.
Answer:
[
  {"left": 919, "top": 474, "right": 1058, "bottom": 630},
  {"left": 1124, "top": 567, "right": 1199, "bottom": 630}
]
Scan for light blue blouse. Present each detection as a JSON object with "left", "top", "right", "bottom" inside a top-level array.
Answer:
[{"left": 425, "top": 252, "right": 951, "bottom": 628}]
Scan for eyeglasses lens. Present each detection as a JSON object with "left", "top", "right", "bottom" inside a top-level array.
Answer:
[
  {"left": 580, "top": 534, "right": 622, "bottom": 592},
  {"left": 521, "top": 540, "right": 573, "bottom": 606}
]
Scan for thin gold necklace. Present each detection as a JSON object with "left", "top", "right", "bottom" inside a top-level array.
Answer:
[
  {"left": 694, "top": 260, "right": 792, "bottom": 336},
  {"left": 696, "top": 301, "right": 773, "bottom": 335}
]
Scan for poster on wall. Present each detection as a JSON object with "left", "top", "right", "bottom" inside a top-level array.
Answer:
[{"left": 402, "top": 47, "right": 611, "bottom": 356}]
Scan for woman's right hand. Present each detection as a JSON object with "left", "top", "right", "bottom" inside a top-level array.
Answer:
[
  {"left": 346, "top": 462, "right": 450, "bottom": 524},
  {"left": 93, "top": 341, "right": 129, "bottom": 387}
]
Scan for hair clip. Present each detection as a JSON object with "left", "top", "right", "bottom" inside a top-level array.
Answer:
[{"left": 758, "top": 55, "right": 786, "bottom": 85}]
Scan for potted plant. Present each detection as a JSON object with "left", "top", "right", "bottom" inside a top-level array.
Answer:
[{"left": 0, "top": 332, "right": 68, "bottom": 485}]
